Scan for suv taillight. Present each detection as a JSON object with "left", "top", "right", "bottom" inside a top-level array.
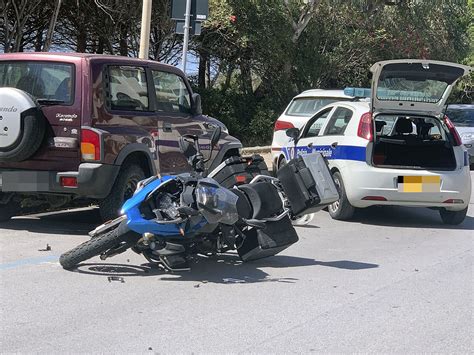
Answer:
[
  {"left": 81, "top": 128, "right": 101, "bottom": 161},
  {"left": 274, "top": 120, "right": 295, "bottom": 131},
  {"left": 444, "top": 115, "right": 462, "bottom": 146},
  {"left": 357, "top": 112, "right": 373, "bottom": 141}
]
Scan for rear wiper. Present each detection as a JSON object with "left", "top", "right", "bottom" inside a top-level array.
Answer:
[{"left": 36, "top": 99, "right": 66, "bottom": 105}]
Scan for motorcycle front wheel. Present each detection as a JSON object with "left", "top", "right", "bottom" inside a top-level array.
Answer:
[{"left": 59, "top": 221, "right": 140, "bottom": 270}]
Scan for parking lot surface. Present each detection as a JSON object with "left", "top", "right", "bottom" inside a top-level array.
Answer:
[{"left": 1, "top": 174, "right": 473, "bottom": 353}]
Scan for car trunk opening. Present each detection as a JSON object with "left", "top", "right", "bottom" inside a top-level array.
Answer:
[{"left": 372, "top": 114, "right": 457, "bottom": 171}]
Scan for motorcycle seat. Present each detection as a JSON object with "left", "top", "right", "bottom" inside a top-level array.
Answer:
[{"left": 237, "top": 182, "right": 282, "bottom": 219}]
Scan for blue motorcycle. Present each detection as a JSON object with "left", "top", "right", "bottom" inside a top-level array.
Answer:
[{"left": 60, "top": 127, "right": 338, "bottom": 271}]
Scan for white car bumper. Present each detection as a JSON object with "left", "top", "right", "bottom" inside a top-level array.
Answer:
[{"left": 339, "top": 162, "right": 471, "bottom": 211}]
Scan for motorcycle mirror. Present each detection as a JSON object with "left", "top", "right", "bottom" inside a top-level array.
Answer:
[
  {"left": 286, "top": 127, "right": 300, "bottom": 140},
  {"left": 179, "top": 136, "right": 197, "bottom": 158},
  {"left": 210, "top": 126, "right": 222, "bottom": 148}
]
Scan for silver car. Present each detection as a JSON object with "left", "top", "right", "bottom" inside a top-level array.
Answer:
[{"left": 446, "top": 104, "right": 474, "bottom": 167}]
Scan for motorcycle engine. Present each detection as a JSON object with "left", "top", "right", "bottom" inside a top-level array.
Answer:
[{"left": 154, "top": 192, "right": 180, "bottom": 220}]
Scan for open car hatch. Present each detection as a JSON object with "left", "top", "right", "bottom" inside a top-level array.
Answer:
[{"left": 370, "top": 60, "right": 472, "bottom": 116}]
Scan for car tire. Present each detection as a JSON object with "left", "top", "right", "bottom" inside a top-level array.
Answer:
[
  {"left": 439, "top": 207, "right": 467, "bottom": 225},
  {"left": 0, "top": 201, "right": 20, "bottom": 222},
  {"left": 328, "top": 171, "right": 355, "bottom": 220},
  {"left": 98, "top": 164, "right": 145, "bottom": 222},
  {"left": 278, "top": 157, "right": 287, "bottom": 170}
]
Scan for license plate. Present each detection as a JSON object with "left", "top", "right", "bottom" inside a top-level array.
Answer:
[
  {"left": 0, "top": 171, "right": 50, "bottom": 192},
  {"left": 397, "top": 176, "right": 440, "bottom": 193}
]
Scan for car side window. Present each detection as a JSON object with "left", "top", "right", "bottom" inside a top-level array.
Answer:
[
  {"left": 303, "top": 108, "right": 332, "bottom": 138},
  {"left": 108, "top": 66, "right": 149, "bottom": 111},
  {"left": 323, "top": 107, "right": 353, "bottom": 135},
  {"left": 151, "top": 70, "right": 191, "bottom": 114}
]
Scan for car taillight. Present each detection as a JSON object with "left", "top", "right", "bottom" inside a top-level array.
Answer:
[
  {"left": 357, "top": 112, "right": 373, "bottom": 141},
  {"left": 274, "top": 120, "right": 295, "bottom": 131},
  {"left": 444, "top": 115, "right": 462, "bottom": 146},
  {"left": 81, "top": 128, "right": 101, "bottom": 161}
]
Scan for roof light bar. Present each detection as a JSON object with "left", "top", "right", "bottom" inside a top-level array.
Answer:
[{"left": 344, "top": 87, "right": 371, "bottom": 98}]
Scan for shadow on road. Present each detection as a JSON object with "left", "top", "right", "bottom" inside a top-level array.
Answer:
[
  {"left": 349, "top": 206, "right": 474, "bottom": 230},
  {"left": 72, "top": 253, "right": 378, "bottom": 284},
  {"left": 0, "top": 208, "right": 101, "bottom": 235}
]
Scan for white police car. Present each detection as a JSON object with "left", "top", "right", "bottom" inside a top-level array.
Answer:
[
  {"left": 271, "top": 89, "right": 354, "bottom": 173},
  {"left": 279, "top": 59, "right": 472, "bottom": 225}
]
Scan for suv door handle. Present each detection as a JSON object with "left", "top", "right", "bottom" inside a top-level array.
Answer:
[
  {"left": 331, "top": 141, "right": 338, "bottom": 149},
  {"left": 163, "top": 123, "right": 172, "bottom": 132}
]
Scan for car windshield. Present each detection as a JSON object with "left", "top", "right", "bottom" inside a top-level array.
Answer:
[
  {"left": 286, "top": 97, "right": 349, "bottom": 116},
  {"left": 446, "top": 108, "right": 474, "bottom": 127},
  {"left": 0, "top": 61, "right": 74, "bottom": 104}
]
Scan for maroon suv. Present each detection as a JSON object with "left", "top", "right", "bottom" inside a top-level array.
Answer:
[{"left": 0, "top": 53, "right": 242, "bottom": 221}]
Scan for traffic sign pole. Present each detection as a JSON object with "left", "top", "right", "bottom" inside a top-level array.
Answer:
[{"left": 181, "top": 0, "right": 192, "bottom": 73}]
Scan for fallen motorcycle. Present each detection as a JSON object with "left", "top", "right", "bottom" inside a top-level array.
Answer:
[{"left": 59, "top": 127, "right": 338, "bottom": 271}]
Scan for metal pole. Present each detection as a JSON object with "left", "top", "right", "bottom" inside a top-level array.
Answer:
[
  {"left": 181, "top": 0, "right": 192, "bottom": 73},
  {"left": 139, "top": 0, "right": 152, "bottom": 59}
]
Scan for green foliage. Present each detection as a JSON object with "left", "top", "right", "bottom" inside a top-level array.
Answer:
[{"left": 2, "top": 0, "right": 472, "bottom": 144}]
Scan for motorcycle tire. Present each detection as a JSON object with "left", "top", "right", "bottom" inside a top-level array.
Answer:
[{"left": 59, "top": 221, "right": 140, "bottom": 270}]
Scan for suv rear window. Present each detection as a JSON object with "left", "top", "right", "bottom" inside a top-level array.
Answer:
[
  {"left": 286, "top": 97, "right": 349, "bottom": 116},
  {"left": 0, "top": 61, "right": 74, "bottom": 104}
]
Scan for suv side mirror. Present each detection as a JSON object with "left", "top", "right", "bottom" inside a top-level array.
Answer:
[
  {"left": 286, "top": 127, "right": 300, "bottom": 140},
  {"left": 192, "top": 93, "right": 202, "bottom": 116}
]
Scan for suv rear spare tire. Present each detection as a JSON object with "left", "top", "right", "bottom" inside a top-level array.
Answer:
[{"left": 0, "top": 88, "right": 46, "bottom": 162}]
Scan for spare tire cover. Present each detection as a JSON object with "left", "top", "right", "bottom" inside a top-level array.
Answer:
[{"left": 0, "top": 87, "right": 45, "bottom": 162}]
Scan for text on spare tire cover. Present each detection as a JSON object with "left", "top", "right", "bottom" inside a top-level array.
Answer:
[{"left": 0, "top": 106, "right": 18, "bottom": 112}]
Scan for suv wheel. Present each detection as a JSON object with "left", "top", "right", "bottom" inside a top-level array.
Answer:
[
  {"left": 99, "top": 164, "right": 145, "bottom": 222},
  {"left": 439, "top": 207, "right": 467, "bottom": 225},
  {"left": 328, "top": 171, "right": 355, "bottom": 220},
  {"left": 0, "top": 200, "right": 20, "bottom": 222}
]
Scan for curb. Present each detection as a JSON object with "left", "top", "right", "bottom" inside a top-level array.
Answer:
[{"left": 241, "top": 146, "right": 271, "bottom": 155}]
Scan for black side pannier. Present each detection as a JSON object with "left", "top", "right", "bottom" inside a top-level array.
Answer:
[
  {"left": 237, "top": 215, "right": 298, "bottom": 261},
  {"left": 277, "top": 153, "right": 339, "bottom": 216}
]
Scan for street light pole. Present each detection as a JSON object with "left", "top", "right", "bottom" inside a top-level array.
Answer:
[
  {"left": 139, "top": 0, "right": 152, "bottom": 59},
  {"left": 181, "top": 0, "right": 192, "bottom": 73}
]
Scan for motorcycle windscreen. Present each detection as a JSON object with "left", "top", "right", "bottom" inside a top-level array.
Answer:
[{"left": 195, "top": 178, "right": 239, "bottom": 225}]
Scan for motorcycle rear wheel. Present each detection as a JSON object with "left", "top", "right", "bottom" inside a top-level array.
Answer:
[{"left": 59, "top": 222, "right": 140, "bottom": 270}]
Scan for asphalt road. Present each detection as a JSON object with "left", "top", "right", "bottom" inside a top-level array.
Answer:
[{"left": 1, "top": 175, "right": 473, "bottom": 353}]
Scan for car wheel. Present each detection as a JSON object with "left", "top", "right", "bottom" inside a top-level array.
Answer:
[
  {"left": 278, "top": 157, "right": 287, "bottom": 170},
  {"left": 99, "top": 164, "right": 145, "bottom": 222},
  {"left": 439, "top": 207, "right": 467, "bottom": 225},
  {"left": 0, "top": 200, "right": 20, "bottom": 222},
  {"left": 328, "top": 171, "right": 355, "bottom": 220}
]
